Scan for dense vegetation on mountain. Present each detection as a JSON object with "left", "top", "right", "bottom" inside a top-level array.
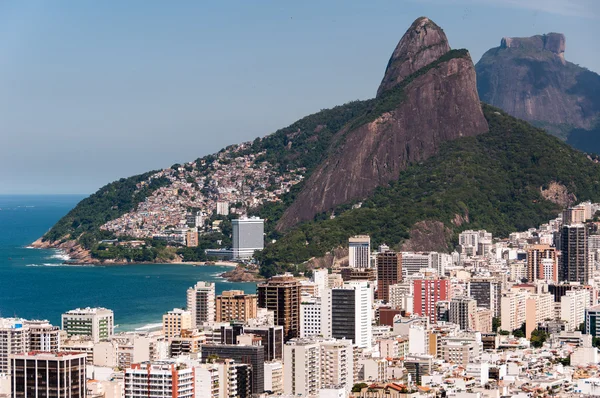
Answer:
[
  {"left": 43, "top": 173, "right": 169, "bottom": 243},
  {"left": 256, "top": 105, "right": 600, "bottom": 277}
]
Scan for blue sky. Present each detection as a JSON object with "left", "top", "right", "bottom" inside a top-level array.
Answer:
[{"left": 1, "top": 0, "right": 598, "bottom": 194}]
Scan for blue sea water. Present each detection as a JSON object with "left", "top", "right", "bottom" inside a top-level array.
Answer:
[{"left": 0, "top": 195, "right": 257, "bottom": 330}]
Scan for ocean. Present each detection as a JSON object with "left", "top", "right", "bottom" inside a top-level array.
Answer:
[{"left": 0, "top": 195, "right": 257, "bottom": 331}]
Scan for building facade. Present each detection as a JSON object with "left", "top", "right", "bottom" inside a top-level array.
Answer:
[
  {"left": 187, "top": 282, "right": 216, "bottom": 328},
  {"left": 348, "top": 235, "right": 371, "bottom": 268},
  {"left": 61, "top": 307, "right": 114, "bottom": 343},
  {"left": 232, "top": 217, "right": 264, "bottom": 259},
  {"left": 376, "top": 251, "right": 402, "bottom": 302},
  {"left": 257, "top": 275, "right": 301, "bottom": 342},
  {"left": 560, "top": 224, "right": 589, "bottom": 284},
  {"left": 11, "top": 352, "right": 87, "bottom": 398},
  {"left": 215, "top": 290, "right": 256, "bottom": 323},
  {"left": 412, "top": 278, "right": 451, "bottom": 323}
]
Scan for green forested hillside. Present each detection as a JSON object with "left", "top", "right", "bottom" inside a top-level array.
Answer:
[
  {"left": 257, "top": 104, "right": 600, "bottom": 277},
  {"left": 43, "top": 173, "right": 169, "bottom": 243}
]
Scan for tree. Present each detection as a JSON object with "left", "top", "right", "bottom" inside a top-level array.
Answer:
[
  {"left": 492, "top": 317, "right": 501, "bottom": 332},
  {"left": 513, "top": 323, "right": 526, "bottom": 338},
  {"left": 530, "top": 329, "right": 549, "bottom": 348}
]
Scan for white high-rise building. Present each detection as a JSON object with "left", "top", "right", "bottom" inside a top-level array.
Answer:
[
  {"left": 429, "top": 252, "right": 452, "bottom": 276},
  {"left": 283, "top": 338, "right": 353, "bottom": 397},
  {"left": 348, "top": 235, "right": 371, "bottom": 268},
  {"left": 324, "top": 281, "right": 373, "bottom": 349},
  {"left": 561, "top": 289, "right": 591, "bottom": 331},
  {"left": 232, "top": 217, "right": 264, "bottom": 259},
  {"left": 312, "top": 269, "right": 328, "bottom": 298},
  {"left": 125, "top": 362, "right": 194, "bottom": 398},
  {"left": 61, "top": 307, "right": 114, "bottom": 343},
  {"left": 187, "top": 281, "right": 216, "bottom": 328},
  {"left": 300, "top": 296, "right": 324, "bottom": 338},
  {"left": 0, "top": 318, "right": 30, "bottom": 375},
  {"left": 283, "top": 339, "right": 321, "bottom": 396}
]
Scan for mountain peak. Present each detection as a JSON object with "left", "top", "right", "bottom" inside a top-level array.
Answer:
[
  {"left": 500, "top": 33, "right": 566, "bottom": 64},
  {"left": 377, "top": 16, "right": 451, "bottom": 96}
]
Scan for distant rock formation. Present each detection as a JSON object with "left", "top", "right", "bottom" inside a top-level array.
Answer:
[{"left": 476, "top": 33, "right": 600, "bottom": 146}]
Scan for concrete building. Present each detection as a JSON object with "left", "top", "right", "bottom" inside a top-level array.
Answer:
[
  {"left": 449, "top": 297, "right": 477, "bottom": 331},
  {"left": 187, "top": 281, "right": 216, "bottom": 328},
  {"left": 162, "top": 308, "right": 192, "bottom": 338},
  {"left": 401, "top": 252, "right": 430, "bottom": 277},
  {"left": 348, "top": 235, "right": 371, "bottom": 268},
  {"left": 199, "top": 344, "right": 264, "bottom": 396},
  {"left": 219, "top": 323, "right": 284, "bottom": 361},
  {"left": 388, "top": 282, "right": 413, "bottom": 312},
  {"left": 376, "top": 251, "right": 402, "bottom": 302},
  {"left": 61, "top": 307, "right": 114, "bottom": 343},
  {"left": 467, "top": 277, "right": 501, "bottom": 317},
  {"left": 10, "top": 352, "right": 87, "bottom": 398},
  {"left": 312, "top": 269, "right": 328, "bottom": 298},
  {"left": 185, "top": 229, "right": 198, "bottom": 247},
  {"left": 232, "top": 217, "right": 264, "bottom": 259},
  {"left": 474, "top": 308, "right": 492, "bottom": 333},
  {"left": 215, "top": 290, "right": 257, "bottom": 323},
  {"left": 300, "top": 296, "right": 324, "bottom": 338},
  {"left": 527, "top": 245, "right": 557, "bottom": 282},
  {"left": 125, "top": 362, "right": 194, "bottom": 398},
  {"left": 264, "top": 361, "right": 283, "bottom": 395},
  {"left": 26, "top": 320, "right": 60, "bottom": 352},
  {"left": 585, "top": 304, "right": 600, "bottom": 337},
  {"left": 561, "top": 289, "right": 591, "bottom": 331},
  {"left": 501, "top": 291, "right": 528, "bottom": 332},
  {"left": 257, "top": 274, "right": 301, "bottom": 342},
  {"left": 525, "top": 293, "right": 554, "bottom": 338},
  {"left": 561, "top": 224, "right": 590, "bottom": 284},
  {"left": 216, "top": 201, "right": 229, "bottom": 216},
  {"left": 412, "top": 278, "right": 451, "bottom": 323},
  {"left": 324, "top": 281, "right": 373, "bottom": 349},
  {"left": 319, "top": 339, "right": 354, "bottom": 396},
  {"left": 0, "top": 319, "right": 30, "bottom": 375},
  {"left": 283, "top": 339, "right": 320, "bottom": 396}
]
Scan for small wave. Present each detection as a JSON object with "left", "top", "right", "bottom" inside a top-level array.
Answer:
[
  {"left": 134, "top": 322, "right": 163, "bottom": 331},
  {"left": 26, "top": 263, "right": 93, "bottom": 268},
  {"left": 48, "top": 253, "right": 70, "bottom": 261},
  {"left": 25, "top": 246, "right": 35, "bottom": 249}
]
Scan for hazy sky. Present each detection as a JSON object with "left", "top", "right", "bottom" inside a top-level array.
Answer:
[{"left": 1, "top": 0, "right": 598, "bottom": 194}]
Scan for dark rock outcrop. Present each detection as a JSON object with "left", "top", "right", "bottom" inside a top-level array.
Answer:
[
  {"left": 476, "top": 33, "right": 600, "bottom": 143},
  {"left": 377, "top": 17, "right": 450, "bottom": 96},
  {"left": 277, "top": 18, "right": 489, "bottom": 231}
]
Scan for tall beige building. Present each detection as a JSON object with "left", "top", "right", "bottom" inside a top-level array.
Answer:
[
  {"left": 162, "top": 308, "right": 192, "bottom": 338},
  {"left": 216, "top": 290, "right": 258, "bottom": 322},
  {"left": 501, "top": 291, "right": 528, "bottom": 332},
  {"left": 525, "top": 293, "right": 554, "bottom": 338},
  {"left": 474, "top": 308, "right": 492, "bottom": 333}
]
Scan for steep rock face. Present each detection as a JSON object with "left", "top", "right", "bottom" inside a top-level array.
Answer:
[
  {"left": 377, "top": 17, "right": 450, "bottom": 96},
  {"left": 476, "top": 33, "right": 600, "bottom": 141},
  {"left": 277, "top": 43, "right": 489, "bottom": 230}
]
